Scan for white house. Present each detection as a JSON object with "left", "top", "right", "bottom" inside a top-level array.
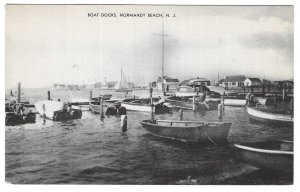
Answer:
[
  {"left": 244, "top": 78, "right": 262, "bottom": 87},
  {"left": 219, "top": 75, "right": 246, "bottom": 88}
]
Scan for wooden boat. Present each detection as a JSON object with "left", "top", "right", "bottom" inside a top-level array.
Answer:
[
  {"left": 35, "top": 100, "right": 82, "bottom": 121},
  {"left": 5, "top": 102, "right": 36, "bottom": 126},
  {"left": 234, "top": 140, "right": 293, "bottom": 174},
  {"left": 246, "top": 106, "right": 293, "bottom": 125},
  {"left": 140, "top": 119, "right": 232, "bottom": 144},
  {"left": 121, "top": 98, "right": 172, "bottom": 114},
  {"left": 165, "top": 96, "right": 219, "bottom": 110},
  {"left": 223, "top": 99, "right": 247, "bottom": 106},
  {"left": 89, "top": 99, "right": 108, "bottom": 114},
  {"left": 174, "top": 86, "right": 204, "bottom": 97}
]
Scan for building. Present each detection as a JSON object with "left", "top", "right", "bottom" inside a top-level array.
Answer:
[
  {"left": 244, "top": 78, "right": 262, "bottom": 87},
  {"left": 157, "top": 76, "right": 180, "bottom": 91},
  {"left": 219, "top": 75, "right": 246, "bottom": 88},
  {"left": 54, "top": 84, "right": 66, "bottom": 90},
  {"left": 261, "top": 79, "right": 272, "bottom": 85}
]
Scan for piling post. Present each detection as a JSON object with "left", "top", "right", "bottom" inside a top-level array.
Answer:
[
  {"left": 192, "top": 96, "right": 196, "bottom": 111},
  {"left": 89, "top": 90, "right": 92, "bottom": 101},
  {"left": 274, "top": 92, "right": 277, "bottom": 108},
  {"left": 42, "top": 103, "right": 46, "bottom": 118},
  {"left": 179, "top": 109, "right": 183, "bottom": 121},
  {"left": 121, "top": 115, "right": 127, "bottom": 131},
  {"left": 47, "top": 90, "right": 51, "bottom": 100},
  {"left": 218, "top": 104, "right": 223, "bottom": 120},
  {"left": 17, "top": 82, "right": 21, "bottom": 103},
  {"left": 150, "top": 84, "right": 154, "bottom": 116},
  {"left": 282, "top": 89, "right": 286, "bottom": 102},
  {"left": 291, "top": 97, "right": 293, "bottom": 118},
  {"left": 100, "top": 97, "right": 104, "bottom": 119}
]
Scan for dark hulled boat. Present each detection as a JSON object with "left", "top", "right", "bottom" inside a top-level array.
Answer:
[{"left": 5, "top": 102, "right": 36, "bottom": 126}]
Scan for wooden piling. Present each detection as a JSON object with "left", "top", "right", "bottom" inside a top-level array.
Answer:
[
  {"left": 179, "top": 109, "right": 183, "bottom": 121},
  {"left": 89, "top": 90, "right": 92, "bottom": 101},
  {"left": 47, "top": 90, "right": 51, "bottom": 100},
  {"left": 17, "top": 82, "right": 21, "bottom": 103},
  {"left": 274, "top": 92, "right": 277, "bottom": 108},
  {"left": 42, "top": 103, "right": 46, "bottom": 119},
  {"left": 100, "top": 97, "right": 104, "bottom": 118},
  {"left": 121, "top": 115, "right": 127, "bottom": 131},
  {"left": 291, "top": 97, "right": 293, "bottom": 118},
  {"left": 150, "top": 84, "right": 154, "bottom": 116},
  {"left": 192, "top": 96, "right": 196, "bottom": 111},
  {"left": 218, "top": 104, "right": 223, "bottom": 120},
  {"left": 282, "top": 89, "right": 286, "bottom": 102}
]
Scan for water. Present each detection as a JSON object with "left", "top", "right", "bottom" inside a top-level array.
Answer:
[{"left": 5, "top": 89, "right": 293, "bottom": 184}]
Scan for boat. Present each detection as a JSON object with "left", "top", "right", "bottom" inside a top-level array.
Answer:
[
  {"left": 165, "top": 96, "right": 220, "bottom": 110},
  {"left": 174, "top": 86, "right": 204, "bottom": 97},
  {"left": 35, "top": 100, "right": 82, "bottom": 121},
  {"left": 140, "top": 119, "right": 232, "bottom": 144},
  {"left": 89, "top": 98, "right": 108, "bottom": 114},
  {"left": 234, "top": 140, "right": 293, "bottom": 174},
  {"left": 223, "top": 98, "right": 247, "bottom": 106},
  {"left": 121, "top": 98, "right": 172, "bottom": 114},
  {"left": 5, "top": 102, "right": 36, "bottom": 126},
  {"left": 115, "top": 68, "right": 132, "bottom": 92},
  {"left": 246, "top": 106, "right": 293, "bottom": 125}
]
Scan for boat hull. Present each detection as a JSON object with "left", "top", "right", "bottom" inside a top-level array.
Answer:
[
  {"left": 122, "top": 102, "right": 171, "bottom": 114},
  {"left": 166, "top": 97, "right": 219, "bottom": 111},
  {"left": 246, "top": 106, "right": 293, "bottom": 125},
  {"left": 140, "top": 120, "right": 231, "bottom": 144},
  {"left": 234, "top": 141, "right": 293, "bottom": 174},
  {"left": 89, "top": 102, "right": 107, "bottom": 114},
  {"left": 223, "top": 99, "right": 247, "bottom": 106}
]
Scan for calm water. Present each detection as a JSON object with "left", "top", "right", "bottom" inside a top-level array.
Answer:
[{"left": 5, "top": 89, "right": 293, "bottom": 184}]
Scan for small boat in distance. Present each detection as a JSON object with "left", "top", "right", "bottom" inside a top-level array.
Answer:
[
  {"left": 246, "top": 106, "right": 293, "bottom": 125},
  {"left": 140, "top": 119, "right": 231, "bottom": 144},
  {"left": 234, "top": 140, "right": 293, "bottom": 174},
  {"left": 115, "top": 68, "right": 132, "bottom": 92}
]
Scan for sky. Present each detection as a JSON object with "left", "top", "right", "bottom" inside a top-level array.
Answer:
[{"left": 5, "top": 5, "right": 293, "bottom": 88}]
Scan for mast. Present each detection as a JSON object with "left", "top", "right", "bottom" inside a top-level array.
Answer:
[
  {"left": 162, "top": 22, "right": 165, "bottom": 92},
  {"left": 121, "top": 68, "right": 123, "bottom": 88},
  {"left": 153, "top": 19, "right": 171, "bottom": 93}
]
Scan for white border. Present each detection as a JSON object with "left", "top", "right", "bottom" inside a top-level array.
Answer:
[{"left": 0, "top": 0, "right": 298, "bottom": 192}]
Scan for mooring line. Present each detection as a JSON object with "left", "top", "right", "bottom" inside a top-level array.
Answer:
[{"left": 205, "top": 131, "right": 217, "bottom": 146}]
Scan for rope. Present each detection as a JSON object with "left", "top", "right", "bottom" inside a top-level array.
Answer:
[{"left": 205, "top": 131, "right": 217, "bottom": 146}]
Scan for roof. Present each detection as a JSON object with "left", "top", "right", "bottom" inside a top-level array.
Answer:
[
  {"left": 247, "top": 78, "right": 262, "bottom": 82},
  {"left": 223, "top": 75, "right": 246, "bottom": 82},
  {"left": 165, "top": 78, "right": 179, "bottom": 83}
]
